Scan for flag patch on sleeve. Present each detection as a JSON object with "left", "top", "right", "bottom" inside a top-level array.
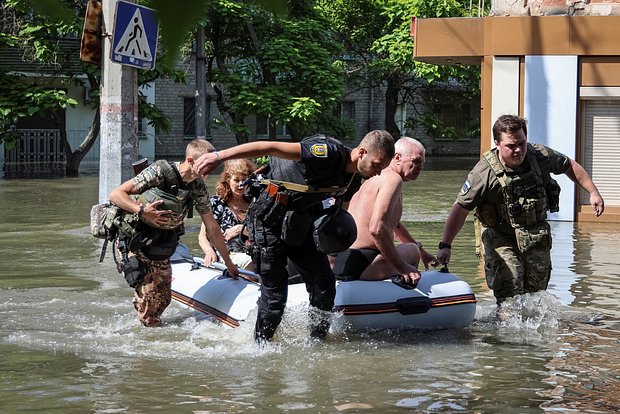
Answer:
[
  {"left": 459, "top": 180, "right": 471, "bottom": 196},
  {"left": 310, "top": 143, "right": 328, "bottom": 158}
]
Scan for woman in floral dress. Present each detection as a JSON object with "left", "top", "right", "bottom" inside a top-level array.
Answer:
[{"left": 199, "top": 159, "right": 256, "bottom": 270}]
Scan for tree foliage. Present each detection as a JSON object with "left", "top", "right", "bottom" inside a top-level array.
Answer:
[
  {"left": 0, "top": 0, "right": 80, "bottom": 151},
  {"left": 200, "top": 0, "right": 348, "bottom": 143},
  {"left": 5, "top": 0, "right": 487, "bottom": 174},
  {"left": 0, "top": 0, "right": 183, "bottom": 175},
  {"left": 317, "top": 0, "right": 483, "bottom": 140}
]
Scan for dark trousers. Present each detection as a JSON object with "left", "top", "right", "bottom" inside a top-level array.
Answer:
[{"left": 249, "top": 212, "right": 335, "bottom": 342}]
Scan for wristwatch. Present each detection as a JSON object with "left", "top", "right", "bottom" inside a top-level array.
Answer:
[
  {"left": 438, "top": 241, "right": 452, "bottom": 250},
  {"left": 137, "top": 204, "right": 145, "bottom": 218},
  {"left": 415, "top": 241, "right": 423, "bottom": 249}
]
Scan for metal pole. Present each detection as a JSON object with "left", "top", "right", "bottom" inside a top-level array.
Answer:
[
  {"left": 195, "top": 25, "right": 207, "bottom": 139},
  {"left": 99, "top": 0, "right": 139, "bottom": 203}
]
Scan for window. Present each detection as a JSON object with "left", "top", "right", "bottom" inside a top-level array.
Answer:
[
  {"left": 335, "top": 101, "right": 355, "bottom": 120},
  {"left": 420, "top": 88, "right": 479, "bottom": 140},
  {"left": 582, "top": 100, "right": 620, "bottom": 205},
  {"left": 433, "top": 102, "right": 471, "bottom": 133},
  {"left": 256, "top": 114, "right": 288, "bottom": 138},
  {"left": 395, "top": 104, "right": 406, "bottom": 134},
  {"left": 183, "top": 97, "right": 196, "bottom": 137},
  {"left": 184, "top": 96, "right": 212, "bottom": 138}
]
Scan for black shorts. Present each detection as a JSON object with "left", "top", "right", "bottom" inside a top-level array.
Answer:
[{"left": 333, "top": 248, "right": 380, "bottom": 281}]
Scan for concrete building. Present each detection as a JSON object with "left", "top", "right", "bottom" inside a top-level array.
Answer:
[
  {"left": 153, "top": 55, "right": 388, "bottom": 159},
  {"left": 154, "top": 54, "right": 480, "bottom": 160}
]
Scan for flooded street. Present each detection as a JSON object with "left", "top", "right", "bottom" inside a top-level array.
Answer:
[{"left": 1, "top": 160, "right": 619, "bottom": 413}]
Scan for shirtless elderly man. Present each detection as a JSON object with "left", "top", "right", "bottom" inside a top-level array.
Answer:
[{"left": 333, "top": 137, "right": 436, "bottom": 286}]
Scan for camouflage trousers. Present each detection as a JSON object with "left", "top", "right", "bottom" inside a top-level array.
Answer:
[
  {"left": 481, "top": 224, "right": 552, "bottom": 304},
  {"left": 132, "top": 251, "right": 172, "bottom": 327}
]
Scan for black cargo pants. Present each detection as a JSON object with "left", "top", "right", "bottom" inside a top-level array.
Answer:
[{"left": 248, "top": 207, "right": 336, "bottom": 342}]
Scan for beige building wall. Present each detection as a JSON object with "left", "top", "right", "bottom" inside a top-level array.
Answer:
[
  {"left": 492, "top": 0, "right": 620, "bottom": 16},
  {"left": 412, "top": 14, "right": 620, "bottom": 221}
]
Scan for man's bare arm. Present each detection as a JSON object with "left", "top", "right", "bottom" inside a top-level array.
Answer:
[
  {"left": 368, "top": 176, "right": 413, "bottom": 274},
  {"left": 109, "top": 179, "right": 172, "bottom": 228},
  {"left": 564, "top": 159, "right": 604, "bottom": 217},
  {"left": 194, "top": 141, "right": 302, "bottom": 176},
  {"left": 436, "top": 203, "right": 470, "bottom": 265}
]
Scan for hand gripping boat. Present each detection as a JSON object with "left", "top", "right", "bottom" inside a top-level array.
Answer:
[{"left": 170, "top": 245, "right": 476, "bottom": 331}]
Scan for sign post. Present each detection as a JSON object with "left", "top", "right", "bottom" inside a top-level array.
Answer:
[
  {"left": 111, "top": 0, "right": 159, "bottom": 70},
  {"left": 99, "top": 0, "right": 139, "bottom": 203}
]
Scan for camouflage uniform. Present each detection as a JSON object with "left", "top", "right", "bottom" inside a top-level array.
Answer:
[
  {"left": 456, "top": 144, "right": 570, "bottom": 303},
  {"left": 132, "top": 251, "right": 172, "bottom": 326},
  {"left": 128, "top": 160, "right": 211, "bottom": 326}
]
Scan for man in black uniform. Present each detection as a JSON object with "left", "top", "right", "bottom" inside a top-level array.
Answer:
[{"left": 194, "top": 130, "right": 395, "bottom": 341}]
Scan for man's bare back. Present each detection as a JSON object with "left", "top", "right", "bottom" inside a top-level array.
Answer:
[{"left": 348, "top": 168, "right": 403, "bottom": 250}]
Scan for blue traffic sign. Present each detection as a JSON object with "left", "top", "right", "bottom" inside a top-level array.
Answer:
[{"left": 111, "top": 1, "right": 159, "bottom": 70}]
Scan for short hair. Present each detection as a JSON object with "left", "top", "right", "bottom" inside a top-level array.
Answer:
[
  {"left": 216, "top": 159, "right": 257, "bottom": 202},
  {"left": 186, "top": 139, "right": 215, "bottom": 160},
  {"left": 359, "top": 130, "right": 395, "bottom": 159},
  {"left": 493, "top": 115, "right": 528, "bottom": 142},
  {"left": 395, "top": 136, "right": 425, "bottom": 157}
]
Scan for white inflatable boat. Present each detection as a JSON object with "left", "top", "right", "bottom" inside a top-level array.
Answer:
[{"left": 170, "top": 246, "right": 476, "bottom": 331}]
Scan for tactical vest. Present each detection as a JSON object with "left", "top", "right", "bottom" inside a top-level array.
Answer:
[
  {"left": 137, "top": 186, "right": 189, "bottom": 230},
  {"left": 476, "top": 144, "right": 559, "bottom": 229},
  {"left": 266, "top": 135, "right": 353, "bottom": 205},
  {"left": 138, "top": 160, "right": 192, "bottom": 230},
  {"left": 113, "top": 161, "right": 190, "bottom": 238}
]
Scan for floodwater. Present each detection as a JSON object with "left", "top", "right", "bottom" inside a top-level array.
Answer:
[{"left": 1, "top": 158, "right": 619, "bottom": 413}]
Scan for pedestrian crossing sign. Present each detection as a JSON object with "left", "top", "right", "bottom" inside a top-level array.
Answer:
[{"left": 111, "top": 0, "right": 159, "bottom": 70}]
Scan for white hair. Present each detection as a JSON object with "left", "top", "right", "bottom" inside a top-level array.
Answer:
[{"left": 395, "top": 136, "right": 425, "bottom": 157}]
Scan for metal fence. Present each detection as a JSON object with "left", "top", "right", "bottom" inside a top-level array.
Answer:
[
  {"left": 3, "top": 128, "right": 99, "bottom": 164},
  {"left": 1, "top": 129, "right": 100, "bottom": 177},
  {"left": 4, "top": 129, "right": 65, "bottom": 163}
]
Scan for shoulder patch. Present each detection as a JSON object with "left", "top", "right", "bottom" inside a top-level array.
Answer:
[
  {"left": 459, "top": 180, "right": 471, "bottom": 196},
  {"left": 310, "top": 143, "right": 328, "bottom": 158}
]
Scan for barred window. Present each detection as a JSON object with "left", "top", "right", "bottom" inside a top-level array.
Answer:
[
  {"left": 256, "top": 113, "right": 268, "bottom": 136},
  {"left": 420, "top": 87, "right": 480, "bottom": 140},
  {"left": 434, "top": 103, "right": 471, "bottom": 132},
  {"left": 183, "top": 97, "right": 196, "bottom": 137},
  {"left": 334, "top": 101, "right": 355, "bottom": 120},
  {"left": 256, "top": 114, "right": 287, "bottom": 138}
]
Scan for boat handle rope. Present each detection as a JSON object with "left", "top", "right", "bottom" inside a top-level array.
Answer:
[{"left": 206, "top": 260, "right": 262, "bottom": 284}]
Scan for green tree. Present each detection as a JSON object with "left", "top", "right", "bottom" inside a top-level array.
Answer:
[
  {"left": 20, "top": 0, "right": 291, "bottom": 66},
  {"left": 0, "top": 0, "right": 181, "bottom": 176},
  {"left": 317, "top": 0, "right": 482, "bottom": 140},
  {"left": 199, "top": 0, "right": 347, "bottom": 143},
  {"left": 0, "top": 4, "right": 76, "bottom": 152}
]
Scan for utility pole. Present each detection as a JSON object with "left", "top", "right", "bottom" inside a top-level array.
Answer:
[
  {"left": 195, "top": 25, "right": 207, "bottom": 139},
  {"left": 99, "top": 0, "right": 139, "bottom": 203}
]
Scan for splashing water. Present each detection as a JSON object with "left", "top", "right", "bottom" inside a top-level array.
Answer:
[{"left": 497, "top": 291, "right": 562, "bottom": 330}]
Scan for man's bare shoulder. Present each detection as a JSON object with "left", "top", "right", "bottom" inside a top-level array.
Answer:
[
  {"left": 361, "top": 168, "right": 401, "bottom": 187},
  {"left": 351, "top": 169, "right": 402, "bottom": 209},
  {"left": 376, "top": 168, "right": 403, "bottom": 191}
]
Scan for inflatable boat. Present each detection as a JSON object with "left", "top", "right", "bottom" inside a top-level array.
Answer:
[{"left": 170, "top": 246, "right": 477, "bottom": 331}]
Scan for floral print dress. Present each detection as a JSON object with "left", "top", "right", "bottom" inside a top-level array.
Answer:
[{"left": 210, "top": 195, "right": 247, "bottom": 253}]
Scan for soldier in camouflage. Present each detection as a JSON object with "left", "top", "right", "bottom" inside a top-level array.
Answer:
[
  {"left": 436, "top": 115, "right": 604, "bottom": 308},
  {"left": 109, "top": 139, "right": 239, "bottom": 327}
]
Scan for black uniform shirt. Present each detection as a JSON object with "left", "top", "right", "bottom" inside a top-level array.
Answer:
[{"left": 268, "top": 135, "right": 360, "bottom": 202}]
